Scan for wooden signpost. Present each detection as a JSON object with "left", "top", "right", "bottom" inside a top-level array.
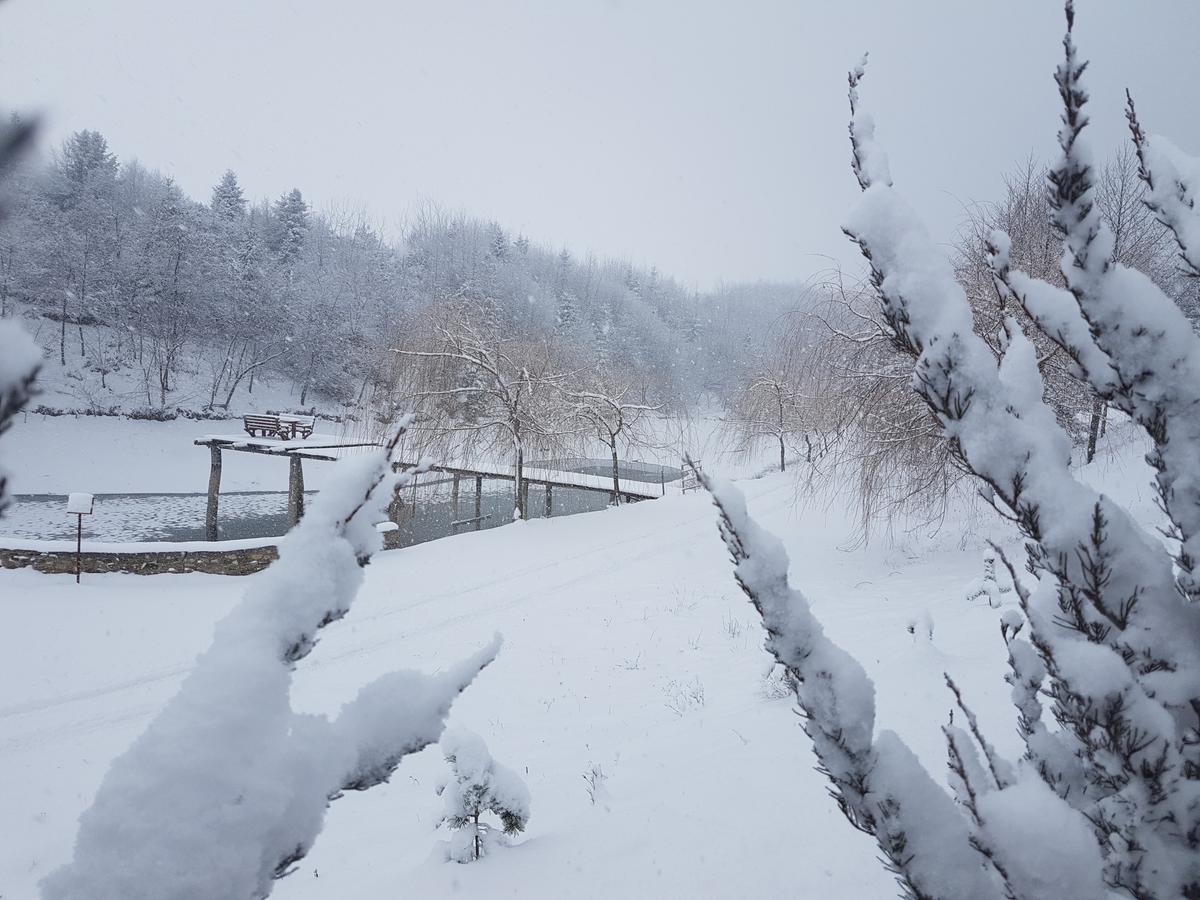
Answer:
[{"left": 66, "top": 492, "right": 94, "bottom": 583}]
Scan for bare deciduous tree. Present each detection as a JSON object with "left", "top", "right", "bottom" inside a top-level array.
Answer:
[{"left": 565, "top": 377, "right": 659, "bottom": 502}]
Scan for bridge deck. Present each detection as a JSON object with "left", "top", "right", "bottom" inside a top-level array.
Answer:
[{"left": 195, "top": 435, "right": 669, "bottom": 500}]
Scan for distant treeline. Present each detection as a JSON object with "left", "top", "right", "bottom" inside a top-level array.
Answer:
[{"left": 0, "top": 126, "right": 804, "bottom": 412}]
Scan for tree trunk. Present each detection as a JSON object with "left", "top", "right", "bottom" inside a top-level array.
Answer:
[
  {"left": 473, "top": 812, "right": 481, "bottom": 860},
  {"left": 779, "top": 434, "right": 786, "bottom": 472},
  {"left": 610, "top": 443, "right": 621, "bottom": 505},
  {"left": 288, "top": 456, "right": 305, "bottom": 526},
  {"left": 1085, "top": 394, "right": 1104, "bottom": 463},
  {"left": 205, "top": 445, "right": 222, "bottom": 541},
  {"left": 514, "top": 443, "right": 525, "bottom": 519},
  {"left": 60, "top": 292, "right": 67, "bottom": 365}
]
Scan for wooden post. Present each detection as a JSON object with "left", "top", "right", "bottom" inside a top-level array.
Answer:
[
  {"left": 385, "top": 484, "right": 404, "bottom": 549},
  {"left": 544, "top": 483, "right": 553, "bottom": 518},
  {"left": 475, "top": 475, "right": 483, "bottom": 530},
  {"left": 75, "top": 513, "right": 82, "bottom": 583},
  {"left": 452, "top": 474, "right": 461, "bottom": 522},
  {"left": 206, "top": 444, "right": 222, "bottom": 541},
  {"left": 287, "top": 455, "right": 305, "bottom": 526}
]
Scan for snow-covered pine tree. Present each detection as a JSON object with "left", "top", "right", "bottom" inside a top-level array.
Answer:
[
  {"left": 41, "top": 426, "right": 502, "bottom": 900},
  {"left": 437, "top": 728, "right": 530, "bottom": 863},
  {"left": 703, "top": 4, "right": 1200, "bottom": 898},
  {"left": 211, "top": 168, "right": 247, "bottom": 219},
  {"left": 0, "top": 112, "right": 39, "bottom": 517},
  {"left": 271, "top": 187, "right": 308, "bottom": 261}
]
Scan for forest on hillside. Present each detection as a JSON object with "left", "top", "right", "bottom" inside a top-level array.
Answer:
[{"left": 0, "top": 127, "right": 798, "bottom": 417}]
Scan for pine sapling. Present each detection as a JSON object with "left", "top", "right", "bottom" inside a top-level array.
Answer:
[
  {"left": 963, "top": 551, "right": 1012, "bottom": 608},
  {"left": 437, "top": 729, "right": 530, "bottom": 863}
]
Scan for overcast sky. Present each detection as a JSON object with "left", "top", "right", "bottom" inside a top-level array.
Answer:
[{"left": 2, "top": 0, "right": 1198, "bottom": 290}]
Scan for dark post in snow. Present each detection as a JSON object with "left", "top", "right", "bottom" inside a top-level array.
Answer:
[
  {"left": 66, "top": 492, "right": 94, "bottom": 584},
  {"left": 287, "top": 455, "right": 305, "bottom": 526},
  {"left": 474, "top": 475, "right": 483, "bottom": 530},
  {"left": 452, "top": 474, "right": 460, "bottom": 522},
  {"left": 205, "top": 445, "right": 222, "bottom": 541},
  {"left": 544, "top": 483, "right": 553, "bottom": 518}
]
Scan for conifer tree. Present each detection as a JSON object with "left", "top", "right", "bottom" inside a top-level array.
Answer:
[
  {"left": 271, "top": 188, "right": 308, "bottom": 260},
  {"left": 210, "top": 169, "right": 246, "bottom": 219},
  {"left": 436, "top": 729, "right": 530, "bottom": 863}
]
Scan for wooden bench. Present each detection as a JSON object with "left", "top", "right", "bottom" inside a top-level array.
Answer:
[
  {"left": 277, "top": 414, "right": 315, "bottom": 439},
  {"left": 242, "top": 414, "right": 315, "bottom": 440}
]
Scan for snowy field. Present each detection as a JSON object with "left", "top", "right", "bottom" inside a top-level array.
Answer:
[{"left": 0, "top": 412, "right": 1164, "bottom": 898}]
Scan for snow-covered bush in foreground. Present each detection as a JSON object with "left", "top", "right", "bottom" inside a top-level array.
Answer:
[
  {"left": 703, "top": 4, "right": 1200, "bottom": 898},
  {"left": 41, "top": 430, "right": 501, "bottom": 900},
  {"left": 437, "top": 728, "right": 530, "bottom": 863}
]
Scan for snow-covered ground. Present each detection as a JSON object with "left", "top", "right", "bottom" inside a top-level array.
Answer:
[{"left": 0, "top": 413, "right": 1161, "bottom": 899}]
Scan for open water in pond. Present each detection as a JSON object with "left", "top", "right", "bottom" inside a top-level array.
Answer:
[{"left": 4, "top": 483, "right": 615, "bottom": 549}]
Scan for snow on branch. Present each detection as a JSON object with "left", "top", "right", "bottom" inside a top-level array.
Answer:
[
  {"left": 693, "top": 464, "right": 1002, "bottom": 900},
  {"left": 42, "top": 426, "right": 501, "bottom": 900},
  {"left": 1127, "top": 93, "right": 1200, "bottom": 279},
  {"left": 840, "top": 9, "right": 1200, "bottom": 896},
  {"left": 0, "top": 115, "right": 40, "bottom": 516}
]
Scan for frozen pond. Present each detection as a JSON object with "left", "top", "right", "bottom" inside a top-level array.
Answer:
[{"left": 3, "top": 483, "right": 615, "bottom": 549}]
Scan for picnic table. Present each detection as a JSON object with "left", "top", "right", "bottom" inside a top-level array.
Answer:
[{"left": 242, "top": 413, "right": 316, "bottom": 440}]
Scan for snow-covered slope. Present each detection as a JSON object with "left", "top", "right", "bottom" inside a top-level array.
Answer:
[
  {"left": 1, "top": 410, "right": 1162, "bottom": 899},
  {"left": 1, "top": 461, "right": 1037, "bottom": 899}
]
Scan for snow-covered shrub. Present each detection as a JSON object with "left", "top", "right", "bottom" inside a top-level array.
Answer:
[
  {"left": 42, "top": 428, "right": 501, "bottom": 900},
  {"left": 436, "top": 728, "right": 530, "bottom": 863},
  {"left": 702, "top": 5, "right": 1200, "bottom": 898},
  {"left": 662, "top": 675, "right": 706, "bottom": 716},
  {"left": 963, "top": 551, "right": 1012, "bottom": 608}
]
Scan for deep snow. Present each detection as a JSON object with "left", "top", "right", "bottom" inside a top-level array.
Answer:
[{"left": 0, "top": 417, "right": 1163, "bottom": 899}]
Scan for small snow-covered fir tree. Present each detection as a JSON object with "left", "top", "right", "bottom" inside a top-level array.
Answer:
[
  {"left": 437, "top": 729, "right": 530, "bottom": 863},
  {"left": 963, "top": 550, "right": 1012, "bottom": 608}
]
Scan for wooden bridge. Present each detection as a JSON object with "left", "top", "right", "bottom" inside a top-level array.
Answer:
[{"left": 195, "top": 433, "right": 671, "bottom": 542}]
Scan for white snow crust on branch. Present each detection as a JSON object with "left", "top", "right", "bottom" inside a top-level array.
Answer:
[
  {"left": 0, "top": 318, "right": 40, "bottom": 514},
  {"left": 42, "top": 433, "right": 501, "bottom": 900},
  {"left": 840, "top": 6, "right": 1200, "bottom": 896},
  {"left": 0, "top": 113, "right": 42, "bottom": 515},
  {"left": 696, "top": 470, "right": 1002, "bottom": 900}
]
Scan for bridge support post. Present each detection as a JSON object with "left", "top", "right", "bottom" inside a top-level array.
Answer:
[
  {"left": 475, "top": 475, "right": 483, "bottom": 530},
  {"left": 205, "top": 444, "right": 222, "bottom": 541},
  {"left": 287, "top": 455, "right": 305, "bottom": 526},
  {"left": 544, "top": 483, "right": 553, "bottom": 518}
]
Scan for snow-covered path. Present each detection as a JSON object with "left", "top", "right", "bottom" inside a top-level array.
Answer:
[{"left": 1, "top": 471, "right": 1015, "bottom": 899}]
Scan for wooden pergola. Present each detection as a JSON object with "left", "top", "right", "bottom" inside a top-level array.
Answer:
[{"left": 194, "top": 435, "right": 378, "bottom": 541}]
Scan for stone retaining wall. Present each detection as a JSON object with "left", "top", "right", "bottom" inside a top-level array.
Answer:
[{"left": 0, "top": 544, "right": 279, "bottom": 576}]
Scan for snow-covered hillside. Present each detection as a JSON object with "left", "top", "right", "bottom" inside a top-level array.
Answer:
[{"left": 3, "top": 427, "right": 1159, "bottom": 898}]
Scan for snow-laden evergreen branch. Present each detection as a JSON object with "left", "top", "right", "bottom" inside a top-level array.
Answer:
[
  {"left": 693, "top": 465, "right": 1004, "bottom": 900},
  {"left": 1127, "top": 94, "right": 1200, "bottom": 280},
  {"left": 841, "top": 7, "right": 1200, "bottom": 896},
  {"left": 42, "top": 428, "right": 501, "bottom": 900},
  {"left": 0, "top": 114, "right": 39, "bottom": 516}
]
